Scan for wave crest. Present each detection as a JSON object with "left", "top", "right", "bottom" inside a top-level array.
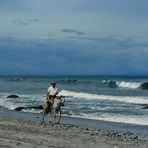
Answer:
[
  {"left": 59, "top": 90, "right": 148, "bottom": 105},
  {"left": 102, "top": 80, "right": 141, "bottom": 89}
]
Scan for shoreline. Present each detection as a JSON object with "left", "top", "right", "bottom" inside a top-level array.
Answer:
[
  {"left": 1, "top": 107, "right": 148, "bottom": 135},
  {"left": 0, "top": 107, "right": 148, "bottom": 147}
]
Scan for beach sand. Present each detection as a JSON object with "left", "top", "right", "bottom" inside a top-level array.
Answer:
[{"left": 0, "top": 108, "right": 148, "bottom": 148}]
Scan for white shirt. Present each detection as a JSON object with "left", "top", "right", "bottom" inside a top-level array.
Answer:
[{"left": 47, "top": 86, "right": 58, "bottom": 96}]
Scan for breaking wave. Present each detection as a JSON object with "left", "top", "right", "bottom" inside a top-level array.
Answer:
[
  {"left": 102, "top": 80, "right": 147, "bottom": 89},
  {"left": 117, "top": 81, "right": 141, "bottom": 89},
  {"left": 0, "top": 93, "right": 44, "bottom": 111},
  {"left": 59, "top": 90, "right": 148, "bottom": 105}
]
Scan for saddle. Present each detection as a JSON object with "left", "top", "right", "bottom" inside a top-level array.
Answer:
[
  {"left": 44, "top": 95, "right": 65, "bottom": 114},
  {"left": 44, "top": 96, "right": 54, "bottom": 114}
]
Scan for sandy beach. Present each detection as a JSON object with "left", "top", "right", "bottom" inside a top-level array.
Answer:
[{"left": 0, "top": 108, "right": 148, "bottom": 148}]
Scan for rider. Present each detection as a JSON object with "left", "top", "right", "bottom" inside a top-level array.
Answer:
[
  {"left": 47, "top": 80, "right": 58, "bottom": 99},
  {"left": 44, "top": 80, "right": 58, "bottom": 114}
]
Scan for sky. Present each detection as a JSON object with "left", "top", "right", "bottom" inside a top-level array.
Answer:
[{"left": 0, "top": 0, "right": 148, "bottom": 76}]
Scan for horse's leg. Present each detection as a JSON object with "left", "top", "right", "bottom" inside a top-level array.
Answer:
[
  {"left": 57, "top": 110, "right": 62, "bottom": 124},
  {"left": 54, "top": 109, "right": 62, "bottom": 124},
  {"left": 48, "top": 110, "right": 53, "bottom": 124},
  {"left": 41, "top": 100, "right": 48, "bottom": 125},
  {"left": 53, "top": 109, "right": 56, "bottom": 123},
  {"left": 41, "top": 100, "right": 52, "bottom": 125},
  {"left": 40, "top": 112, "right": 46, "bottom": 125},
  {"left": 41, "top": 106, "right": 49, "bottom": 125}
]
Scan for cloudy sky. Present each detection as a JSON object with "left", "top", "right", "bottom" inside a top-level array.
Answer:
[{"left": 0, "top": 0, "right": 148, "bottom": 76}]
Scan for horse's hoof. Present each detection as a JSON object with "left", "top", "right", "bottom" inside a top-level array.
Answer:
[{"left": 40, "top": 121, "right": 44, "bottom": 126}]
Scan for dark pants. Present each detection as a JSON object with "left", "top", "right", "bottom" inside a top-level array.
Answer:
[{"left": 44, "top": 95, "right": 56, "bottom": 114}]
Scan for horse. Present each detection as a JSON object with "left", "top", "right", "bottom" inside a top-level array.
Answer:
[{"left": 41, "top": 95, "right": 65, "bottom": 124}]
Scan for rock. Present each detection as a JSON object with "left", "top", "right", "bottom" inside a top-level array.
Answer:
[
  {"left": 109, "top": 80, "right": 117, "bottom": 88},
  {"left": 141, "top": 82, "right": 148, "bottom": 89},
  {"left": 14, "top": 105, "right": 43, "bottom": 111},
  {"left": 14, "top": 107, "right": 25, "bottom": 111},
  {"left": 7, "top": 95, "right": 19, "bottom": 98},
  {"left": 142, "top": 104, "right": 148, "bottom": 109}
]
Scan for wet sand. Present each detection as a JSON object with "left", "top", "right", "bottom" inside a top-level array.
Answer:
[{"left": 0, "top": 107, "right": 148, "bottom": 148}]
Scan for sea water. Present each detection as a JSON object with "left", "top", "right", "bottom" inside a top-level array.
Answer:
[{"left": 0, "top": 75, "right": 148, "bottom": 125}]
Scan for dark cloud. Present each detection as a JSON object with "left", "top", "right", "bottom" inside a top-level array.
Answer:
[
  {"left": 11, "top": 19, "right": 29, "bottom": 26},
  {"left": 61, "top": 29, "right": 85, "bottom": 35},
  {"left": 30, "top": 19, "right": 40, "bottom": 22},
  {"left": 0, "top": 35, "right": 148, "bottom": 75},
  {"left": 70, "top": 36, "right": 148, "bottom": 48},
  {"left": 11, "top": 18, "right": 40, "bottom": 26},
  {"left": 69, "top": 36, "right": 116, "bottom": 42}
]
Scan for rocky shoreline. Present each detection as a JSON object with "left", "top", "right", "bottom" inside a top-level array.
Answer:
[
  {"left": 0, "top": 117, "right": 148, "bottom": 148},
  {"left": 0, "top": 107, "right": 148, "bottom": 148}
]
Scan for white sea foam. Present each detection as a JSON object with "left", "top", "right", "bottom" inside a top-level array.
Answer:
[
  {"left": 68, "top": 113, "right": 148, "bottom": 126},
  {"left": 0, "top": 93, "right": 44, "bottom": 110},
  {"left": 0, "top": 96, "right": 18, "bottom": 110},
  {"left": 102, "top": 80, "right": 141, "bottom": 89},
  {"left": 22, "top": 109, "right": 42, "bottom": 113},
  {"left": 1, "top": 91, "right": 148, "bottom": 126},
  {"left": 59, "top": 90, "right": 148, "bottom": 104},
  {"left": 117, "top": 81, "right": 141, "bottom": 89},
  {"left": 99, "top": 114, "right": 148, "bottom": 126}
]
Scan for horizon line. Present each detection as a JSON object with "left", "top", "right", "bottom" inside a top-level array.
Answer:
[{"left": 0, "top": 74, "right": 148, "bottom": 77}]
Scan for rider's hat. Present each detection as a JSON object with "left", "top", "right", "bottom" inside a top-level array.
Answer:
[{"left": 51, "top": 80, "right": 56, "bottom": 84}]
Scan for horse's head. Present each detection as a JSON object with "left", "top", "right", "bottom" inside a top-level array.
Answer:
[{"left": 56, "top": 95, "right": 65, "bottom": 106}]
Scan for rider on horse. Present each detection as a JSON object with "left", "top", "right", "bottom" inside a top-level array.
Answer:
[{"left": 44, "top": 80, "right": 58, "bottom": 114}]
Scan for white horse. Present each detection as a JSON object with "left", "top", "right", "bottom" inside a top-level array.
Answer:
[
  {"left": 41, "top": 95, "right": 65, "bottom": 124},
  {"left": 52, "top": 95, "right": 65, "bottom": 116}
]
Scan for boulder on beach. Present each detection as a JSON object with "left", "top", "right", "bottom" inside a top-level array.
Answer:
[
  {"left": 14, "top": 107, "right": 25, "bottom": 111},
  {"left": 142, "top": 104, "right": 148, "bottom": 109},
  {"left": 7, "top": 95, "right": 19, "bottom": 98},
  {"left": 14, "top": 105, "right": 43, "bottom": 111}
]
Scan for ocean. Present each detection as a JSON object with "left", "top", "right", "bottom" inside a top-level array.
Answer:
[{"left": 0, "top": 75, "right": 148, "bottom": 126}]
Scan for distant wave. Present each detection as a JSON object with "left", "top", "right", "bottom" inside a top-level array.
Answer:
[
  {"left": 117, "top": 81, "right": 141, "bottom": 89},
  {"left": 102, "top": 80, "right": 143, "bottom": 89},
  {"left": 59, "top": 90, "right": 148, "bottom": 104},
  {"left": 58, "top": 79, "right": 77, "bottom": 83},
  {"left": 6, "top": 77, "right": 25, "bottom": 82},
  {"left": 102, "top": 80, "right": 118, "bottom": 88}
]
